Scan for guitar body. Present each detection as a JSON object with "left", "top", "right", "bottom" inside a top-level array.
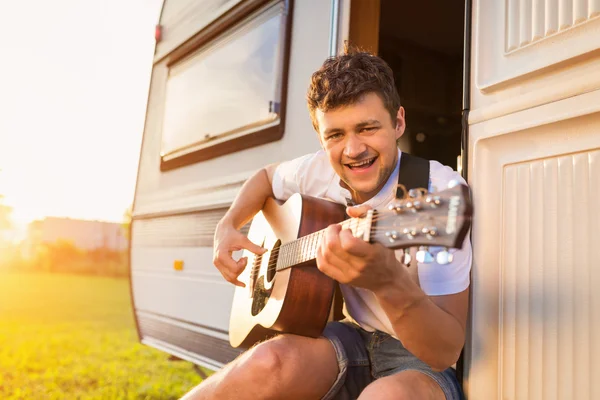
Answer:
[
  {"left": 229, "top": 194, "right": 347, "bottom": 349},
  {"left": 228, "top": 184, "right": 473, "bottom": 349}
]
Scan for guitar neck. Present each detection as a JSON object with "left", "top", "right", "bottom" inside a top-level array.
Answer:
[{"left": 275, "top": 211, "right": 374, "bottom": 272}]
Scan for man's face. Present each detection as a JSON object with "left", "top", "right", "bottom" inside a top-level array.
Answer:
[{"left": 315, "top": 92, "right": 405, "bottom": 204}]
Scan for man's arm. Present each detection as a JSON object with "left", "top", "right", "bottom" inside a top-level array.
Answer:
[
  {"left": 316, "top": 205, "right": 470, "bottom": 371},
  {"left": 374, "top": 281, "right": 468, "bottom": 371},
  {"left": 213, "top": 163, "right": 278, "bottom": 287}
]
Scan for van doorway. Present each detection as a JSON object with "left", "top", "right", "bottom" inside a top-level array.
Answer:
[{"left": 349, "top": 0, "right": 466, "bottom": 170}]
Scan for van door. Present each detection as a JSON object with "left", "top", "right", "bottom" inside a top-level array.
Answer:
[{"left": 464, "top": 2, "right": 600, "bottom": 399}]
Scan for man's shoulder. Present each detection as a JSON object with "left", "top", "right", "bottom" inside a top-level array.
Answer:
[
  {"left": 277, "top": 150, "right": 332, "bottom": 175},
  {"left": 292, "top": 150, "right": 329, "bottom": 166},
  {"left": 272, "top": 150, "right": 338, "bottom": 200}
]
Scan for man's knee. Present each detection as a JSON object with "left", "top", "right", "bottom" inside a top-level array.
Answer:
[
  {"left": 359, "top": 379, "right": 416, "bottom": 400},
  {"left": 244, "top": 339, "right": 285, "bottom": 376},
  {"left": 184, "top": 335, "right": 307, "bottom": 400},
  {"left": 358, "top": 371, "right": 444, "bottom": 400},
  {"left": 239, "top": 335, "right": 303, "bottom": 382}
]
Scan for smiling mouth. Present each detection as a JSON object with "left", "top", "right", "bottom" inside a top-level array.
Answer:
[{"left": 345, "top": 156, "right": 377, "bottom": 170}]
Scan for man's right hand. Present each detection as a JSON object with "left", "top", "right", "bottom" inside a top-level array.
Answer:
[{"left": 213, "top": 220, "right": 266, "bottom": 287}]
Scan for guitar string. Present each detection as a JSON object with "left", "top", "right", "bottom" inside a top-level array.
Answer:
[
  {"left": 247, "top": 216, "right": 462, "bottom": 274},
  {"left": 238, "top": 194, "right": 465, "bottom": 287},
  {"left": 262, "top": 242, "right": 455, "bottom": 274},
  {"left": 244, "top": 214, "right": 459, "bottom": 266},
  {"left": 247, "top": 209, "right": 454, "bottom": 248}
]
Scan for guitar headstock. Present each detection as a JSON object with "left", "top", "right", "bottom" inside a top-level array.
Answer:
[{"left": 370, "top": 183, "right": 472, "bottom": 258}]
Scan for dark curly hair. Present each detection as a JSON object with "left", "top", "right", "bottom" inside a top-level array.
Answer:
[{"left": 307, "top": 48, "right": 401, "bottom": 131}]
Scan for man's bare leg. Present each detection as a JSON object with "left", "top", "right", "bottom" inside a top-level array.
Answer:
[
  {"left": 180, "top": 334, "right": 339, "bottom": 400},
  {"left": 358, "top": 370, "right": 446, "bottom": 400}
]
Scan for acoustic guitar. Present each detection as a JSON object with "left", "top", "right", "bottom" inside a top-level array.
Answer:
[{"left": 229, "top": 184, "right": 473, "bottom": 348}]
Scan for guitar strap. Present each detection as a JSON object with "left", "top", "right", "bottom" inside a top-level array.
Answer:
[
  {"left": 396, "top": 152, "right": 430, "bottom": 277},
  {"left": 395, "top": 152, "right": 468, "bottom": 385},
  {"left": 396, "top": 152, "right": 430, "bottom": 196}
]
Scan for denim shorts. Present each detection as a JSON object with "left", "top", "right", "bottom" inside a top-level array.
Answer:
[{"left": 321, "top": 320, "right": 464, "bottom": 400}]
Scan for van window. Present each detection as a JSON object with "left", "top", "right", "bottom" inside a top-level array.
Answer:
[{"left": 160, "top": 1, "right": 291, "bottom": 170}]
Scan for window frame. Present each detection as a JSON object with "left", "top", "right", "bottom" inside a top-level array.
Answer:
[{"left": 160, "top": 0, "right": 294, "bottom": 171}]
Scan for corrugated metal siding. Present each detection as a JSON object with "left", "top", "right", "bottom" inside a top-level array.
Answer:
[
  {"left": 132, "top": 209, "right": 226, "bottom": 247},
  {"left": 500, "top": 151, "right": 600, "bottom": 399},
  {"left": 155, "top": 0, "right": 243, "bottom": 62},
  {"left": 132, "top": 208, "right": 249, "bottom": 247}
]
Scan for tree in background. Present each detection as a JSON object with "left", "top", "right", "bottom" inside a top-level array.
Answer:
[
  {"left": 0, "top": 167, "right": 12, "bottom": 239},
  {"left": 0, "top": 168, "right": 12, "bottom": 233},
  {"left": 0, "top": 194, "right": 12, "bottom": 231},
  {"left": 121, "top": 206, "right": 132, "bottom": 241},
  {"left": 0, "top": 193, "right": 15, "bottom": 267}
]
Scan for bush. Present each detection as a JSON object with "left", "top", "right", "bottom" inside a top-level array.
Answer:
[{"left": 16, "top": 241, "right": 130, "bottom": 278}]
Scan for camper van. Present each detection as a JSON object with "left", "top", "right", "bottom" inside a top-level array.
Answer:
[{"left": 130, "top": 0, "right": 600, "bottom": 398}]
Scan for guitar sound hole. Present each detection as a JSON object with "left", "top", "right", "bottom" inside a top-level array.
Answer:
[
  {"left": 251, "top": 276, "right": 271, "bottom": 316},
  {"left": 250, "top": 239, "right": 279, "bottom": 317},
  {"left": 266, "top": 240, "right": 281, "bottom": 283}
]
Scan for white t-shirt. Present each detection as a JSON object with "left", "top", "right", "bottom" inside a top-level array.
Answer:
[{"left": 272, "top": 150, "right": 472, "bottom": 336}]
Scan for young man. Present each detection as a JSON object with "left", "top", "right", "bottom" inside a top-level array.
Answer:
[{"left": 182, "top": 51, "right": 471, "bottom": 400}]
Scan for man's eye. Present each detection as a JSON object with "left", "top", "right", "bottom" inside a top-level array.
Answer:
[
  {"left": 327, "top": 133, "right": 342, "bottom": 140},
  {"left": 362, "top": 127, "right": 376, "bottom": 132}
]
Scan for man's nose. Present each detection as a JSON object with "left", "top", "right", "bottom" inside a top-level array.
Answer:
[{"left": 343, "top": 134, "right": 366, "bottom": 158}]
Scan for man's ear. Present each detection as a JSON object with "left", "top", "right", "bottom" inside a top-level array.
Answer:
[{"left": 395, "top": 106, "right": 406, "bottom": 140}]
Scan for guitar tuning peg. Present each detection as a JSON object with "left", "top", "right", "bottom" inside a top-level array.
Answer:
[
  {"left": 408, "top": 189, "right": 421, "bottom": 198},
  {"left": 384, "top": 230, "right": 400, "bottom": 242},
  {"left": 408, "top": 187, "right": 428, "bottom": 198},
  {"left": 402, "top": 227, "right": 418, "bottom": 239},
  {"left": 388, "top": 202, "right": 407, "bottom": 214},
  {"left": 425, "top": 194, "right": 442, "bottom": 207},
  {"left": 436, "top": 248, "right": 454, "bottom": 265},
  {"left": 421, "top": 226, "right": 438, "bottom": 238},
  {"left": 416, "top": 246, "right": 434, "bottom": 263},
  {"left": 400, "top": 251, "right": 412, "bottom": 267}
]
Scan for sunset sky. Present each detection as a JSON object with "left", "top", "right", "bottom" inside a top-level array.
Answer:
[{"left": 0, "top": 0, "right": 163, "bottom": 230}]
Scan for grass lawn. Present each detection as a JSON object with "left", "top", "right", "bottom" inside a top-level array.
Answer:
[{"left": 0, "top": 271, "right": 207, "bottom": 399}]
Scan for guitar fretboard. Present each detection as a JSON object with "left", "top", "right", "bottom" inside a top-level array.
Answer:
[{"left": 275, "top": 213, "right": 373, "bottom": 272}]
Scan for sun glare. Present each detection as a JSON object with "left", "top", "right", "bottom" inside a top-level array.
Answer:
[{"left": 0, "top": 0, "right": 163, "bottom": 234}]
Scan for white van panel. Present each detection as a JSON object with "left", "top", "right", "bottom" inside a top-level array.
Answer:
[
  {"left": 470, "top": 0, "right": 600, "bottom": 124},
  {"left": 467, "top": 106, "right": 600, "bottom": 400},
  {"left": 131, "top": 246, "right": 234, "bottom": 331},
  {"left": 465, "top": 78, "right": 600, "bottom": 400},
  {"left": 466, "top": 1, "right": 600, "bottom": 398}
]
